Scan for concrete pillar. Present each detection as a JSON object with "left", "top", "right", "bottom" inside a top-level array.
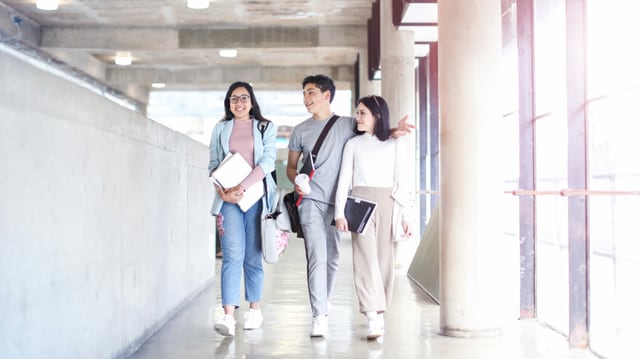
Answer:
[
  {"left": 128, "top": 84, "right": 151, "bottom": 105},
  {"left": 439, "top": 0, "right": 504, "bottom": 337},
  {"left": 380, "top": 0, "right": 416, "bottom": 268},
  {"left": 379, "top": 0, "right": 415, "bottom": 128}
]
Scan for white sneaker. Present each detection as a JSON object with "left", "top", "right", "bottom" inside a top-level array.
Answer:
[
  {"left": 310, "top": 315, "right": 328, "bottom": 337},
  {"left": 243, "top": 309, "right": 263, "bottom": 330},
  {"left": 214, "top": 314, "right": 236, "bottom": 337},
  {"left": 366, "top": 313, "right": 384, "bottom": 340}
]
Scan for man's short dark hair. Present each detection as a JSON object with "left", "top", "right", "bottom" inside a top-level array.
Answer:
[{"left": 302, "top": 74, "right": 336, "bottom": 103}]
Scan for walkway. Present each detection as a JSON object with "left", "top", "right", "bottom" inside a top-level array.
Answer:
[{"left": 128, "top": 236, "right": 598, "bottom": 359}]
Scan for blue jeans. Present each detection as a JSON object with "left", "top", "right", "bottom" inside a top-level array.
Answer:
[{"left": 218, "top": 200, "right": 263, "bottom": 307}]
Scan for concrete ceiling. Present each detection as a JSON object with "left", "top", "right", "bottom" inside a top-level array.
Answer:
[{"left": 0, "top": 0, "right": 378, "bottom": 104}]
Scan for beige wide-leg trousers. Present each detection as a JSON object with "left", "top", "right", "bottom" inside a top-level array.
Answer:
[{"left": 350, "top": 186, "right": 395, "bottom": 314}]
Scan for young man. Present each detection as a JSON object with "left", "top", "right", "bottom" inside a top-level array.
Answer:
[{"left": 287, "top": 75, "right": 412, "bottom": 337}]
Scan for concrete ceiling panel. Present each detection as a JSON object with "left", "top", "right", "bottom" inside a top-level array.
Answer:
[{"left": 0, "top": 0, "right": 378, "bottom": 102}]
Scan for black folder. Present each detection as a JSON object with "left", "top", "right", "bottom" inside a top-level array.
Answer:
[{"left": 342, "top": 196, "right": 377, "bottom": 234}]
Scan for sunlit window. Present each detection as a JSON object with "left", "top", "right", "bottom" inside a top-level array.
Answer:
[
  {"left": 146, "top": 90, "right": 352, "bottom": 148},
  {"left": 533, "top": 0, "right": 569, "bottom": 335},
  {"left": 586, "top": 1, "right": 640, "bottom": 357}
]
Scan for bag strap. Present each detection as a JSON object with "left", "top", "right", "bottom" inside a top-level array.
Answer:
[
  {"left": 292, "top": 115, "right": 340, "bottom": 207},
  {"left": 258, "top": 120, "right": 278, "bottom": 184},
  {"left": 311, "top": 114, "right": 340, "bottom": 157}
]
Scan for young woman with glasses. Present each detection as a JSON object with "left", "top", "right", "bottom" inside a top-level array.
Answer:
[{"left": 207, "top": 81, "right": 277, "bottom": 337}]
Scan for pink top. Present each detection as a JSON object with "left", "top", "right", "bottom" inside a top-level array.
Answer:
[{"left": 229, "top": 119, "right": 265, "bottom": 189}]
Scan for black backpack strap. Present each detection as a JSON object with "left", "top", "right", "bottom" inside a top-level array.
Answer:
[
  {"left": 257, "top": 120, "right": 278, "bottom": 184},
  {"left": 258, "top": 120, "right": 269, "bottom": 138}
]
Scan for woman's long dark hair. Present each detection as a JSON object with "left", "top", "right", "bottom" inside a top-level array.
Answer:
[
  {"left": 356, "top": 95, "right": 390, "bottom": 141},
  {"left": 222, "top": 81, "right": 270, "bottom": 123}
]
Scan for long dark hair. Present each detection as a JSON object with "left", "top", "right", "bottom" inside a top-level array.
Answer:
[
  {"left": 356, "top": 95, "right": 390, "bottom": 141},
  {"left": 222, "top": 81, "right": 269, "bottom": 123}
]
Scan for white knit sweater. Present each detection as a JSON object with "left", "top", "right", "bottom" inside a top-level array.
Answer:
[{"left": 334, "top": 133, "right": 396, "bottom": 219}]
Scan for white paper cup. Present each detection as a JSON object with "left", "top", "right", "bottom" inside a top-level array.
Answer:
[{"left": 295, "top": 174, "right": 311, "bottom": 194}]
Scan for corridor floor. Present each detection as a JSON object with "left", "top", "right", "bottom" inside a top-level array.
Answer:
[{"left": 128, "top": 236, "right": 599, "bottom": 359}]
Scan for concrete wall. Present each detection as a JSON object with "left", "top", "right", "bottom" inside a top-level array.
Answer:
[{"left": 0, "top": 47, "right": 215, "bottom": 359}]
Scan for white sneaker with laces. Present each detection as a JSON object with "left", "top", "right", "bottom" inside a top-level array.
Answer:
[
  {"left": 243, "top": 309, "right": 263, "bottom": 330},
  {"left": 310, "top": 315, "right": 328, "bottom": 337},
  {"left": 214, "top": 314, "right": 236, "bottom": 337}
]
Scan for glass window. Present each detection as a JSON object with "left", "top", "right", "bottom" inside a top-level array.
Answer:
[
  {"left": 587, "top": 92, "right": 640, "bottom": 357},
  {"left": 586, "top": 1, "right": 640, "bottom": 355},
  {"left": 533, "top": 0, "right": 569, "bottom": 335}
]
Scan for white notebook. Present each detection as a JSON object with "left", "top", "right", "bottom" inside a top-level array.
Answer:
[{"left": 211, "top": 153, "right": 264, "bottom": 212}]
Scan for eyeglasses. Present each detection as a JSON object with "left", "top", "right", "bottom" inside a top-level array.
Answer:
[{"left": 230, "top": 94, "right": 251, "bottom": 104}]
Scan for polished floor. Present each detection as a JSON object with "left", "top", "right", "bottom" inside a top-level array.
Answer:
[{"left": 128, "top": 236, "right": 600, "bottom": 359}]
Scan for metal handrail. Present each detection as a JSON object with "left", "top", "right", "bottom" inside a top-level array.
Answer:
[
  {"left": 507, "top": 189, "right": 640, "bottom": 196},
  {"left": 419, "top": 189, "right": 640, "bottom": 196}
]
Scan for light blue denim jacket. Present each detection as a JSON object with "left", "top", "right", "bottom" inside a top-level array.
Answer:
[{"left": 208, "top": 118, "right": 277, "bottom": 216}]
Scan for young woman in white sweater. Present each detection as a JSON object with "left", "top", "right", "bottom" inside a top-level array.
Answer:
[{"left": 334, "top": 95, "right": 413, "bottom": 340}]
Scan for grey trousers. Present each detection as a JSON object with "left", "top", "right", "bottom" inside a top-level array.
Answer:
[{"left": 298, "top": 198, "right": 341, "bottom": 318}]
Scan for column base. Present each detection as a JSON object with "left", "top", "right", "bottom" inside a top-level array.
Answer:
[{"left": 441, "top": 326, "right": 503, "bottom": 338}]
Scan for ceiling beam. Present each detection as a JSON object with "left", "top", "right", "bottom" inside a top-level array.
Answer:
[
  {"left": 45, "top": 49, "right": 107, "bottom": 81},
  {"left": 393, "top": 0, "right": 439, "bottom": 27},
  {"left": 41, "top": 25, "right": 368, "bottom": 51},
  {"left": 106, "top": 64, "right": 355, "bottom": 88}
]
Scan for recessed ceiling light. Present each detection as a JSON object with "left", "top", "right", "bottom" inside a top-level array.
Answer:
[
  {"left": 36, "top": 0, "right": 58, "bottom": 11},
  {"left": 151, "top": 83, "right": 166, "bottom": 89},
  {"left": 187, "top": 0, "right": 209, "bottom": 9},
  {"left": 115, "top": 51, "right": 132, "bottom": 66},
  {"left": 219, "top": 49, "right": 237, "bottom": 58}
]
